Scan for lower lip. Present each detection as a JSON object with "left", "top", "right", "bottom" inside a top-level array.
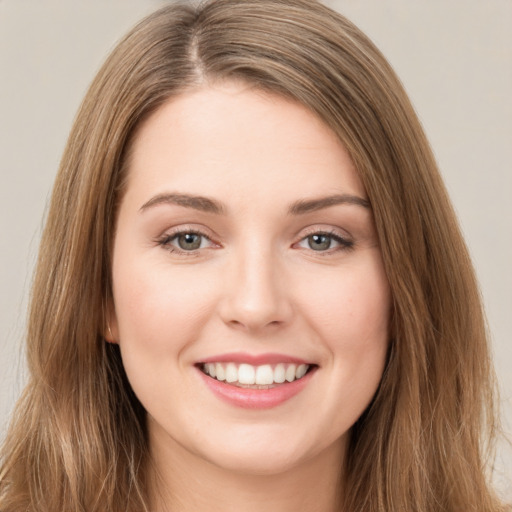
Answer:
[{"left": 196, "top": 366, "right": 316, "bottom": 409}]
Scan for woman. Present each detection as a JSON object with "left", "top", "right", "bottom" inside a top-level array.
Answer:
[{"left": 0, "top": 1, "right": 506, "bottom": 511}]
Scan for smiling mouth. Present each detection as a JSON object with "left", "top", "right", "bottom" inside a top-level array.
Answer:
[{"left": 198, "top": 362, "right": 315, "bottom": 389}]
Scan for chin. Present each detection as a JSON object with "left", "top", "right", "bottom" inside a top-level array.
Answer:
[
  {"left": 206, "top": 447, "right": 309, "bottom": 477},
  {"left": 193, "top": 427, "right": 343, "bottom": 477}
]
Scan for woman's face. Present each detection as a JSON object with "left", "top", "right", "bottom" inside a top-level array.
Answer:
[{"left": 110, "top": 82, "right": 391, "bottom": 476}]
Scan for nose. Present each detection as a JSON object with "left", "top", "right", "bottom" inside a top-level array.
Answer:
[{"left": 218, "top": 245, "right": 293, "bottom": 333}]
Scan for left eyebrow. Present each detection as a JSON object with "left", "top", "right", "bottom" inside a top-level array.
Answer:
[{"left": 288, "top": 194, "right": 370, "bottom": 215}]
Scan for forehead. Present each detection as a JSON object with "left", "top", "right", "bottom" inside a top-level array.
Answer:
[{"left": 124, "top": 82, "right": 366, "bottom": 207}]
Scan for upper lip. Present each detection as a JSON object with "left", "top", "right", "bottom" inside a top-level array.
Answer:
[{"left": 198, "top": 352, "right": 314, "bottom": 366}]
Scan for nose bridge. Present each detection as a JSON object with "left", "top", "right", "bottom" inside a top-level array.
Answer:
[{"left": 220, "top": 238, "right": 291, "bottom": 331}]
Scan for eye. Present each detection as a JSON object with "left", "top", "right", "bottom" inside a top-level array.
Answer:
[
  {"left": 296, "top": 231, "right": 353, "bottom": 252},
  {"left": 175, "top": 232, "right": 204, "bottom": 250},
  {"left": 305, "top": 233, "right": 333, "bottom": 251},
  {"left": 157, "top": 230, "right": 215, "bottom": 253}
]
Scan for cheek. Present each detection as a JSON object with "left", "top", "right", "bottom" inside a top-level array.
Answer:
[
  {"left": 111, "top": 250, "right": 217, "bottom": 355},
  {"left": 313, "top": 261, "right": 391, "bottom": 420},
  {"left": 110, "top": 253, "right": 219, "bottom": 413},
  {"left": 298, "top": 255, "right": 391, "bottom": 398},
  {"left": 300, "top": 259, "right": 391, "bottom": 351}
]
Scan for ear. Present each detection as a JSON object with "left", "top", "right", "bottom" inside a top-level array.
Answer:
[{"left": 103, "top": 299, "right": 120, "bottom": 344}]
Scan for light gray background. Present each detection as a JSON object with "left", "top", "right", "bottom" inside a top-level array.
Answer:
[{"left": 1, "top": 0, "right": 511, "bottom": 497}]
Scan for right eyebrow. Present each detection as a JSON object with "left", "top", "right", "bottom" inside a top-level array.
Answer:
[{"left": 139, "top": 193, "right": 226, "bottom": 215}]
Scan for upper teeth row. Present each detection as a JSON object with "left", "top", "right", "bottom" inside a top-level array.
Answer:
[{"left": 203, "top": 362, "right": 310, "bottom": 385}]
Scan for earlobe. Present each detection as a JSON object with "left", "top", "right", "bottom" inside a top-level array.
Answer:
[
  {"left": 105, "top": 322, "right": 118, "bottom": 344},
  {"left": 103, "top": 301, "right": 120, "bottom": 344}
]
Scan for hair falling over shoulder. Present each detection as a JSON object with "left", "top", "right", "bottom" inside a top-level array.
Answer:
[{"left": 0, "top": 1, "right": 508, "bottom": 511}]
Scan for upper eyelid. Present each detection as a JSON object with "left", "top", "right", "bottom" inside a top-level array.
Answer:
[
  {"left": 158, "top": 224, "right": 216, "bottom": 240},
  {"left": 296, "top": 225, "right": 352, "bottom": 241}
]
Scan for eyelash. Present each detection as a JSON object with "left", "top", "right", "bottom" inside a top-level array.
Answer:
[{"left": 155, "top": 228, "right": 354, "bottom": 256}]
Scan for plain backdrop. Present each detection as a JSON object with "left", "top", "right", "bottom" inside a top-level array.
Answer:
[{"left": 1, "top": 0, "right": 511, "bottom": 497}]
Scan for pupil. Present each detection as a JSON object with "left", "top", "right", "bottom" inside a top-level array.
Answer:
[
  {"left": 309, "top": 234, "right": 331, "bottom": 251},
  {"left": 178, "top": 233, "right": 201, "bottom": 250}
]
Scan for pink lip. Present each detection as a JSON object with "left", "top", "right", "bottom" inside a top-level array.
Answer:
[
  {"left": 196, "top": 365, "right": 317, "bottom": 410},
  {"left": 199, "top": 352, "right": 311, "bottom": 366}
]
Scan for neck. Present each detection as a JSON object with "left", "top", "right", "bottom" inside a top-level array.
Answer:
[{"left": 148, "top": 430, "right": 346, "bottom": 512}]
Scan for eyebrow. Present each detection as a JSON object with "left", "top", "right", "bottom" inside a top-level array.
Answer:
[
  {"left": 288, "top": 194, "right": 370, "bottom": 215},
  {"left": 139, "top": 193, "right": 225, "bottom": 215},
  {"left": 139, "top": 192, "right": 370, "bottom": 216}
]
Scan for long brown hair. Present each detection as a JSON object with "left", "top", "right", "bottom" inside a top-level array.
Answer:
[{"left": 0, "top": 1, "right": 505, "bottom": 511}]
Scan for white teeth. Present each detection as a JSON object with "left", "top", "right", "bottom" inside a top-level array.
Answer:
[
  {"left": 296, "top": 364, "right": 308, "bottom": 379},
  {"left": 274, "top": 363, "right": 286, "bottom": 383},
  {"left": 225, "top": 363, "right": 238, "bottom": 383},
  {"left": 285, "top": 365, "right": 296, "bottom": 382},
  {"left": 206, "top": 363, "right": 216, "bottom": 378},
  {"left": 202, "top": 362, "right": 311, "bottom": 385},
  {"left": 215, "top": 363, "right": 226, "bottom": 381},
  {"left": 255, "top": 365, "right": 274, "bottom": 385},
  {"left": 238, "top": 364, "right": 255, "bottom": 384}
]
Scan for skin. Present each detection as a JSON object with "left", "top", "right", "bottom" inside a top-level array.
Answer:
[{"left": 109, "top": 81, "right": 391, "bottom": 512}]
